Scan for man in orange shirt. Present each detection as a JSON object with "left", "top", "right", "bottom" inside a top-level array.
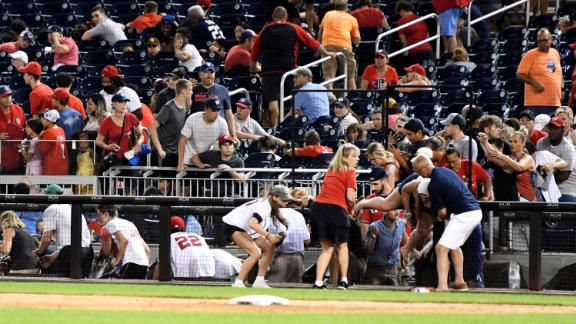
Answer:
[
  {"left": 516, "top": 28, "right": 562, "bottom": 116},
  {"left": 0, "top": 85, "right": 26, "bottom": 174},
  {"left": 18, "top": 62, "right": 53, "bottom": 119},
  {"left": 318, "top": 0, "right": 361, "bottom": 90},
  {"left": 127, "top": 1, "right": 163, "bottom": 33},
  {"left": 55, "top": 73, "right": 86, "bottom": 119},
  {"left": 39, "top": 110, "right": 69, "bottom": 175}
]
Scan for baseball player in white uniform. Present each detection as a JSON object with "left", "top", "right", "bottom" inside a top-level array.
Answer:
[
  {"left": 168, "top": 216, "right": 215, "bottom": 278},
  {"left": 222, "top": 185, "right": 292, "bottom": 288}
]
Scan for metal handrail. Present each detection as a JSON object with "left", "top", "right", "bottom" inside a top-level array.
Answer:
[
  {"left": 229, "top": 87, "right": 249, "bottom": 99},
  {"left": 467, "top": 0, "right": 530, "bottom": 46},
  {"left": 279, "top": 52, "right": 347, "bottom": 121},
  {"left": 375, "top": 13, "right": 441, "bottom": 59}
]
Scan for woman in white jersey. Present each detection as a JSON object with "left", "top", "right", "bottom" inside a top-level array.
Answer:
[
  {"left": 97, "top": 205, "right": 150, "bottom": 279},
  {"left": 222, "top": 185, "right": 292, "bottom": 288}
]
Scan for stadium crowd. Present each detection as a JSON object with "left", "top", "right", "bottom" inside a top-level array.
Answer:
[{"left": 1, "top": 0, "right": 576, "bottom": 290}]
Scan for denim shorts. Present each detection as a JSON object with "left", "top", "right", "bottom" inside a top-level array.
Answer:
[{"left": 439, "top": 8, "right": 463, "bottom": 36}]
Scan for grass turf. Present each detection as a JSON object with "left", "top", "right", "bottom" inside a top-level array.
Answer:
[
  {"left": 1, "top": 281, "right": 576, "bottom": 306},
  {"left": 1, "top": 309, "right": 575, "bottom": 324}
]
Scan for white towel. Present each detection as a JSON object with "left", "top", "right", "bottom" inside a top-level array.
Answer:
[{"left": 534, "top": 151, "right": 562, "bottom": 202}]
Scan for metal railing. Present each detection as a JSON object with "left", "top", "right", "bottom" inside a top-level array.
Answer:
[
  {"left": 467, "top": 0, "right": 530, "bottom": 47},
  {"left": 279, "top": 52, "right": 347, "bottom": 121},
  {"left": 375, "top": 13, "right": 441, "bottom": 59},
  {"left": 228, "top": 87, "right": 249, "bottom": 99}
]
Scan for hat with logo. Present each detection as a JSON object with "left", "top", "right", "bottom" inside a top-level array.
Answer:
[
  {"left": 42, "top": 109, "right": 60, "bottom": 123},
  {"left": 199, "top": 62, "right": 216, "bottom": 72},
  {"left": 111, "top": 93, "right": 130, "bottom": 102},
  {"left": 218, "top": 134, "right": 235, "bottom": 145},
  {"left": 534, "top": 114, "right": 550, "bottom": 131},
  {"left": 47, "top": 25, "right": 64, "bottom": 33},
  {"left": 334, "top": 97, "right": 351, "bottom": 108},
  {"left": 368, "top": 167, "right": 388, "bottom": 181},
  {"left": 404, "top": 64, "right": 426, "bottom": 76},
  {"left": 18, "top": 61, "right": 42, "bottom": 77},
  {"left": 270, "top": 185, "right": 294, "bottom": 201},
  {"left": 170, "top": 216, "right": 185, "bottom": 230},
  {"left": 9, "top": 51, "right": 28, "bottom": 64},
  {"left": 547, "top": 116, "right": 565, "bottom": 128},
  {"left": 19, "top": 30, "right": 36, "bottom": 46},
  {"left": 205, "top": 98, "right": 221, "bottom": 110},
  {"left": 146, "top": 37, "right": 160, "bottom": 47},
  {"left": 102, "top": 65, "right": 124, "bottom": 78},
  {"left": 161, "top": 15, "right": 176, "bottom": 25},
  {"left": 440, "top": 113, "right": 466, "bottom": 127},
  {"left": 236, "top": 97, "right": 252, "bottom": 109},
  {"left": 375, "top": 50, "right": 388, "bottom": 59},
  {"left": 518, "top": 109, "right": 535, "bottom": 121},
  {"left": 0, "top": 85, "right": 12, "bottom": 97},
  {"left": 44, "top": 184, "right": 64, "bottom": 195},
  {"left": 239, "top": 29, "right": 256, "bottom": 43},
  {"left": 53, "top": 88, "right": 71, "bottom": 102}
]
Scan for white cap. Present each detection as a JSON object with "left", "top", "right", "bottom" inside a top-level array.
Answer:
[
  {"left": 42, "top": 109, "right": 60, "bottom": 123},
  {"left": 9, "top": 51, "right": 29, "bottom": 64},
  {"left": 410, "top": 147, "right": 433, "bottom": 163},
  {"left": 417, "top": 178, "right": 431, "bottom": 196},
  {"left": 534, "top": 114, "right": 551, "bottom": 131}
]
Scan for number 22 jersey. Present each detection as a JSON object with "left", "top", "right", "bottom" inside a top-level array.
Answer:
[{"left": 170, "top": 232, "right": 215, "bottom": 278}]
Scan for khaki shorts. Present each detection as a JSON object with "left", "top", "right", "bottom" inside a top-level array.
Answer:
[{"left": 321, "top": 45, "right": 356, "bottom": 80}]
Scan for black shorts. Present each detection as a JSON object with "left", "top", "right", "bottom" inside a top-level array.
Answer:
[
  {"left": 310, "top": 201, "right": 350, "bottom": 244},
  {"left": 262, "top": 73, "right": 293, "bottom": 107},
  {"left": 224, "top": 223, "right": 246, "bottom": 241},
  {"left": 119, "top": 263, "right": 148, "bottom": 279}
]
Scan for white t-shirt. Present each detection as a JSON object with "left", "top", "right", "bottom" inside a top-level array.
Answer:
[
  {"left": 100, "top": 86, "right": 142, "bottom": 114},
  {"left": 105, "top": 218, "right": 149, "bottom": 267},
  {"left": 269, "top": 208, "right": 310, "bottom": 254},
  {"left": 43, "top": 204, "right": 91, "bottom": 249},
  {"left": 179, "top": 44, "right": 203, "bottom": 72},
  {"left": 222, "top": 198, "right": 274, "bottom": 238},
  {"left": 210, "top": 249, "right": 242, "bottom": 279},
  {"left": 180, "top": 112, "right": 229, "bottom": 164},
  {"left": 170, "top": 232, "right": 215, "bottom": 278},
  {"left": 339, "top": 113, "right": 360, "bottom": 135}
]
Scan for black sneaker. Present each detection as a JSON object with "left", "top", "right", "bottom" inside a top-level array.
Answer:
[
  {"left": 337, "top": 281, "right": 349, "bottom": 290},
  {"left": 312, "top": 283, "right": 327, "bottom": 289}
]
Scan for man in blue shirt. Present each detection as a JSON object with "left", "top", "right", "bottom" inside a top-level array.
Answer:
[
  {"left": 290, "top": 67, "right": 332, "bottom": 123},
  {"left": 52, "top": 88, "right": 83, "bottom": 141},
  {"left": 412, "top": 155, "right": 482, "bottom": 291}
]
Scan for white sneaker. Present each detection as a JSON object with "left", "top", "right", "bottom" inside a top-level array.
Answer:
[
  {"left": 231, "top": 281, "right": 246, "bottom": 288},
  {"left": 252, "top": 281, "right": 271, "bottom": 288}
]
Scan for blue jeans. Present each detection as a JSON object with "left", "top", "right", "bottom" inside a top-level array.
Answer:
[{"left": 559, "top": 195, "right": 576, "bottom": 202}]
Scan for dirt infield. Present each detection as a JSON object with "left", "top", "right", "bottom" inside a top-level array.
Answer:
[{"left": 2, "top": 293, "right": 576, "bottom": 314}]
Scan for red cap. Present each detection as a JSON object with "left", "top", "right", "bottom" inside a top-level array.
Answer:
[
  {"left": 570, "top": 42, "right": 576, "bottom": 50},
  {"left": 548, "top": 116, "right": 565, "bottom": 127},
  {"left": 101, "top": 65, "right": 124, "bottom": 78},
  {"left": 404, "top": 64, "right": 426, "bottom": 76},
  {"left": 171, "top": 216, "right": 185, "bottom": 230},
  {"left": 53, "top": 88, "right": 71, "bottom": 102},
  {"left": 218, "top": 134, "right": 234, "bottom": 145},
  {"left": 18, "top": 61, "right": 42, "bottom": 77},
  {"left": 197, "top": 0, "right": 212, "bottom": 9}
]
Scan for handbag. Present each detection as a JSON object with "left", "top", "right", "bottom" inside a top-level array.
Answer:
[{"left": 101, "top": 116, "right": 126, "bottom": 171}]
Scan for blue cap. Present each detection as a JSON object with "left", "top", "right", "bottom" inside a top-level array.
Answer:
[
  {"left": 239, "top": 29, "right": 256, "bottom": 43},
  {"left": 0, "top": 85, "right": 12, "bottom": 97},
  {"left": 236, "top": 97, "right": 252, "bottom": 109},
  {"left": 111, "top": 93, "right": 130, "bottom": 102},
  {"left": 199, "top": 62, "right": 216, "bottom": 72},
  {"left": 161, "top": 15, "right": 175, "bottom": 25},
  {"left": 205, "top": 98, "right": 221, "bottom": 110}
]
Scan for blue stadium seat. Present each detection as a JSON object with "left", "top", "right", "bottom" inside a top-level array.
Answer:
[
  {"left": 117, "top": 51, "right": 147, "bottom": 66},
  {"left": 276, "top": 127, "right": 306, "bottom": 143},
  {"left": 244, "top": 152, "right": 277, "bottom": 168},
  {"left": 114, "top": 39, "right": 145, "bottom": 53},
  {"left": 108, "top": 2, "right": 140, "bottom": 17},
  {"left": 305, "top": 153, "right": 334, "bottom": 169},
  {"left": 80, "top": 76, "right": 102, "bottom": 93},
  {"left": 8, "top": 76, "right": 26, "bottom": 91},
  {"left": 473, "top": 77, "right": 500, "bottom": 92},
  {"left": 439, "top": 103, "right": 467, "bottom": 118},
  {"left": 227, "top": 76, "right": 262, "bottom": 112},
  {"left": 470, "top": 64, "right": 497, "bottom": 80},
  {"left": 49, "top": 14, "right": 80, "bottom": 29},
  {"left": 51, "top": 65, "right": 85, "bottom": 78},
  {"left": 40, "top": 1, "right": 75, "bottom": 15},
  {"left": 78, "top": 39, "right": 111, "bottom": 52},
  {"left": 211, "top": 2, "right": 244, "bottom": 16},
  {"left": 400, "top": 90, "right": 440, "bottom": 106},
  {"left": 150, "top": 51, "right": 178, "bottom": 66},
  {"left": 82, "top": 50, "right": 116, "bottom": 67},
  {"left": 124, "top": 76, "right": 153, "bottom": 90},
  {"left": 120, "top": 65, "right": 153, "bottom": 77},
  {"left": 475, "top": 89, "right": 508, "bottom": 105},
  {"left": 350, "top": 99, "right": 374, "bottom": 117},
  {"left": 311, "top": 115, "right": 339, "bottom": 130},
  {"left": 278, "top": 115, "right": 309, "bottom": 131}
]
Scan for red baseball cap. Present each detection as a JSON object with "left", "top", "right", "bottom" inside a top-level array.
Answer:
[
  {"left": 218, "top": 134, "right": 234, "bottom": 145},
  {"left": 53, "top": 88, "right": 71, "bottom": 102},
  {"left": 569, "top": 42, "right": 576, "bottom": 50},
  {"left": 18, "top": 61, "right": 42, "bottom": 77},
  {"left": 171, "top": 216, "right": 185, "bottom": 230},
  {"left": 101, "top": 65, "right": 124, "bottom": 78},
  {"left": 197, "top": 0, "right": 212, "bottom": 9},
  {"left": 548, "top": 116, "right": 565, "bottom": 127},
  {"left": 404, "top": 64, "right": 426, "bottom": 76}
]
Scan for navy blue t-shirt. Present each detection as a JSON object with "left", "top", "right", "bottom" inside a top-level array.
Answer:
[
  {"left": 191, "top": 84, "right": 232, "bottom": 115},
  {"left": 428, "top": 167, "right": 480, "bottom": 215}
]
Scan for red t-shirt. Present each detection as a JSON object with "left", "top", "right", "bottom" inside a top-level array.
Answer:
[
  {"left": 224, "top": 45, "right": 251, "bottom": 73},
  {"left": 453, "top": 160, "right": 489, "bottom": 198},
  {"left": 397, "top": 14, "right": 433, "bottom": 54},
  {"left": 0, "top": 42, "right": 17, "bottom": 53},
  {"left": 68, "top": 93, "right": 87, "bottom": 119},
  {"left": 128, "top": 13, "right": 163, "bottom": 33},
  {"left": 351, "top": 7, "right": 385, "bottom": 28},
  {"left": 360, "top": 193, "right": 386, "bottom": 224},
  {"left": 39, "top": 126, "right": 69, "bottom": 175},
  {"left": 315, "top": 168, "right": 357, "bottom": 212},
  {"left": 529, "top": 129, "right": 547, "bottom": 146},
  {"left": 0, "top": 104, "right": 26, "bottom": 170},
  {"left": 99, "top": 113, "right": 140, "bottom": 159},
  {"left": 30, "top": 83, "right": 54, "bottom": 116},
  {"left": 296, "top": 145, "right": 333, "bottom": 158},
  {"left": 361, "top": 64, "right": 398, "bottom": 89}
]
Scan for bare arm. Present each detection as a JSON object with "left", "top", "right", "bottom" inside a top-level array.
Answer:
[
  {"left": 81, "top": 30, "right": 93, "bottom": 41},
  {"left": 517, "top": 72, "right": 544, "bottom": 92},
  {"left": 225, "top": 109, "right": 237, "bottom": 138},
  {"left": 480, "top": 176, "right": 493, "bottom": 201},
  {"left": 177, "top": 135, "right": 188, "bottom": 172},
  {"left": 346, "top": 188, "right": 357, "bottom": 215},
  {"left": 248, "top": 217, "right": 280, "bottom": 244},
  {"left": 0, "top": 227, "right": 14, "bottom": 254},
  {"left": 401, "top": 180, "right": 419, "bottom": 211},
  {"left": 112, "top": 231, "right": 129, "bottom": 266},
  {"left": 492, "top": 154, "right": 535, "bottom": 172},
  {"left": 34, "top": 230, "right": 54, "bottom": 256},
  {"left": 149, "top": 119, "right": 164, "bottom": 157},
  {"left": 437, "top": 208, "right": 447, "bottom": 220}
]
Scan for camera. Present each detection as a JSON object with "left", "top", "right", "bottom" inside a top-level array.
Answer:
[{"left": 18, "top": 139, "right": 30, "bottom": 154}]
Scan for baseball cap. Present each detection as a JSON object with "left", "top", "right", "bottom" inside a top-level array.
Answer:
[
  {"left": 0, "top": 85, "right": 12, "bottom": 97},
  {"left": 269, "top": 185, "right": 294, "bottom": 202},
  {"left": 239, "top": 29, "right": 256, "bottom": 43},
  {"left": 42, "top": 109, "right": 60, "bottom": 123},
  {"left": 205, "top": 98, "right": 221, "bottom": 110},
  {"left": 197, "top": 0, "right": 212, "bottom": 9},
  {"left": 161, "top": 15, "right": 176, "bottom": 25},
  {"left": 101, "top": 65, "right": 124, "bottom": 78},
  {"left": 170, "top": 216, "right": 185, "bottom": 230},
  {"left": 199, "top": 62, "right": 216, "bottom": 72},
  {"left": 44, "top": 184, "right": 64, "bottom": 195},
  {"left": 569, "top": 42, "right": 576, "bottom": 50},
  {"left": 368, "top": 167, "right": 388, "bottom": 181},
  {"left": 534, "top": 114, "right": 550, "bottom": 131},
  {"left": 417, "top": 178, "right": 431, "bottom": 196},
  {"left": 9, "top": 51, "right": 28, "bottom": 64},
  {"left": 218, "top": 134, "right": 235, "bottom": 145},
  {"left": 168, "top": 67, "right": 186, "bottom": 79},
  {"left": 18, "top": 61, "right": 42, "bottom": 77},
  {"left": 334, "top": 97, "right": 351, "bottom": 108},
  {"left": 410, "top": 147, "right": 433, "bottom": 163},
  {"left": 146, "top": 37, "right": 160, "bottom": 47},
  {"left": 47, "top": 25, "right": 63, "bottom": 33},
  {"left": 111, "top": 93, "right": 130, "bottom": 102},
  {"left": 440, "top": 113, "right": 466, "bottom": 127},
  {"left": 53, "top": 88, "right": 71, "bottom": 102},
  {"left": 236, "top": 97, "right": 252, "bottom": 109},
  {"left": 153, "top": 78, "right": 168, "bottom": 93},
  {"left": 19, "top": 30, "right": 36, "bottom": 46},
  {"left": 375, "top": 50, "right": 388, "bottom": 59},
  {"left": 518, "top": 109, "right": 535, "bottom": 120},
  {"left": 404, "top": 64, "right": 426, "bottom": 76},
  {"left": 547, "top": 116, "right": 565, "bottom": 128},
  {"left": 295, "top": 67, "right": 313, "bottom": 78},
  {"left": 404, "top": 118, "right": 429, "bottom": 134}
]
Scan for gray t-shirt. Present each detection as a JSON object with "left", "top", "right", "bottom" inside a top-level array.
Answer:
[
  {"left": 537, "top": 137, "right": 576, "bottom": 197},
  {"left": 180, "top": 112, "right": 229, "bottom": 165},
  {"left": 451, "top": 135, "right": 478, "bottom": 162},
  {"left": 90, "top": 18, "right": 127, "bottom": 45},
  {"left": 234, "top": 114, "right": 267, "bottom": 144},
  {"left": 156, "top": 99, "right": 187, "bottom": 153}
]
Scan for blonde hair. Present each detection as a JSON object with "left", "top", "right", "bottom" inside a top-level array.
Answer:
[
  {"left": 288, "top": 188, "right": 310, "bottom": 208},
  {"left": 0, "top": 210, "right": 25, "bottom": 229},
  {"left": 329, "top": 143, "right": 360, "bottom": 172},
  {"left": 555, "top": 106, "right": 574, "bottom": 126},
  {"left": 500, "top": 124, "right": 515, "bottom": 143},
  {"left": 366, "top": 142, "right": 393, "bottom": 160}
]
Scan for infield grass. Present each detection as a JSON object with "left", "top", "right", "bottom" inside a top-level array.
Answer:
[{"left": 1, "top": 281, "right": 576, "bottom": 306}]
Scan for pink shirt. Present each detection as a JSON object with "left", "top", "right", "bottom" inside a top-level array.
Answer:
[
  {"left": 54, "top": 37, "right": 79, "bottom": 66},
  {"left": 0, "top": 42, "right": 18, "bottom": 54}
]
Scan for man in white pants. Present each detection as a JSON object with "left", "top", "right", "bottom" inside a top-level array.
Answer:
[{"left": 412, "top": 155, "right": 482, "bottom": 291}]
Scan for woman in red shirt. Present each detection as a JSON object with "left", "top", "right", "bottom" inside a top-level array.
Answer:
[
  {"left": 351, "top": 0, "right": 390, "bottom": 29},
  {"left": 444, "top": 146, "right": 492, "bottom": 200},
  {"left": 310, "top": 143, "right": 360, "bottom": 289},
  {"left": 360, "top": 50, "right": 398, "bottom": 90}
]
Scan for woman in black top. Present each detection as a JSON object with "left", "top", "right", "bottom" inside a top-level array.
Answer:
[{"left": 0, "top": 211, "right": 39, "bottom": 274}]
